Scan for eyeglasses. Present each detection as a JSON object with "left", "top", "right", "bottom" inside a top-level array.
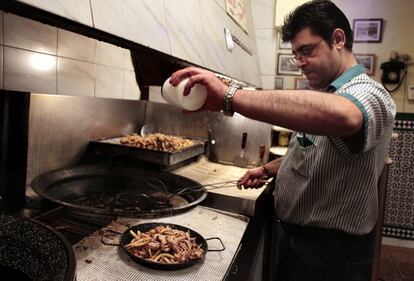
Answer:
[{"left": 289, "top": 39, "right": 323, "bottom": 65}]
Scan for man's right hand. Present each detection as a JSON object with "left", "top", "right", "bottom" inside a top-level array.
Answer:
[
  {"left": 237, "top": 166, "right": 269, "bottom": 190},
  {"left": 237, "top": 157, "right": 284, "bottom": 189}
]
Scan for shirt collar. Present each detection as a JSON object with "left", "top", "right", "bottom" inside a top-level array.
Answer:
[{"left": 328, "top": 64, "right": 365, "bottom": 91}]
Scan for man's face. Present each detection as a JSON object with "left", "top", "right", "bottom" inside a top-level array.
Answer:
[{"left": 290, "top": 27, "right": 340, "bottom": 89}]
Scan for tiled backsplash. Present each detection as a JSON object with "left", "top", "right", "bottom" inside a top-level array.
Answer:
[
  {"left": 17, "top": 0, "right": 94, "bottom": 27},
  {"left": 383, "top": 114, "right": 414, "bottom": 240},
  {"left": 0, "top": 11, "right": 140, "bottom": 100},
  {"left": 4, "top": 0, "right": 262, "bottom": 87}
]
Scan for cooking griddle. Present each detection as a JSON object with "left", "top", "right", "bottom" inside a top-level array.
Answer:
[{"left": 89, "top": 136, "right": 205, "bottom": 167}]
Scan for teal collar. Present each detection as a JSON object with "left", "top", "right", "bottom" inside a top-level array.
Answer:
[{"left": 328, "top": 64, "right": 365, "bottom": 91}]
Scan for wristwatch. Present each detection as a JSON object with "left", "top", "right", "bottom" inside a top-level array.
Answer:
[{"left": 223, "top": 81, "right": 240, "bottom": 116}]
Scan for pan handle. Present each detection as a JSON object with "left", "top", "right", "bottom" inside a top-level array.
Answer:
[
  {"left": 101, "top": 228, "right": 122, "bottom": 246},
  {"left": 205, "top": 237, "right": 225, "bottom": 252}
]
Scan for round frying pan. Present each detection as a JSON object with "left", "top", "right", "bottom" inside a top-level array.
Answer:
[
  {"left": 0, "top": 214, "right": 76, "bottom": 281},
  {"left": 31, "top": 165, "right": 207, "bottom": 218},
  {"left": 103, "top": 222, "right": 225, "bottom": 270}
]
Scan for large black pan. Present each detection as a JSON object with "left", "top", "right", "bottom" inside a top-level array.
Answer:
[
  {"left": 0, "top": 214, "right": 76, "bottom": 281},
  {"left": 31, "top": 165, "right": 207, "bottom": 218},
  {"left": 102, "top": 222, "right": 225, "bottom": 270}
]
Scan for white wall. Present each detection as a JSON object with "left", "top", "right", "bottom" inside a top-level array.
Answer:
[
  {"left": 0, "top": 1, "right": 263, "bottom": 98},
  {"left": 335, "top": 0, "right": 414, "bottom": 113},
  {"left": 0, "top": 12, "right": 139, "bottom": 100},
  {"left": 273, "top": 0, "right": 414, "bottom": 113},
  {"left": 0, "top": 0, "right": 263, "bottom": 95},
  {"left": 251, "top": 0, "right": 278, "bottom": 89}
]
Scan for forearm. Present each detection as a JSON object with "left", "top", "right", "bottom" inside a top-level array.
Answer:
[
  {"left": 263, "top": 157, "right": 284, "bottom": 177},
  {"left": 232, "top": 89, "right": 363, "bottom": 137}
]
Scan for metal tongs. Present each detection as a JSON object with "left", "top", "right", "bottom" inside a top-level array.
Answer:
[
  {"left": 139, "top": 179, "right": 240, "bottom": 204},
  {"left": 130, "top": 176, "right": 270, "bottom": 207},
  {"left": 146, "top": 177, "right": 270, "bottom": 198},
  {"left": 172, "top": 180, "right": 240, "bottom": 196}
]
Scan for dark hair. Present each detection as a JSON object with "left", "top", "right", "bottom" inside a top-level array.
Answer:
[{"left": 281, "top": 0, "right": 353, "bottom": 50}]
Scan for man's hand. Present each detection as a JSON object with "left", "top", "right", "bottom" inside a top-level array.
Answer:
[
  {"left": 237, "top": 167, "right": 269, "bottom": 190},
  {"left": 237, "top": 157, "right": 284, "bottom": 189},
  {"left": 169, "top": 67, "right": 228, "bottom": 112}
]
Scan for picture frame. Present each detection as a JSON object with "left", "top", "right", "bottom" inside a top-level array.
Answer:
[
  {"left": 225, "top": 0, "right": 249, "bottom": 34},
  {"left": 295, "top": 77, "right": 310, "bottom": 89},
  {"left": 277, "top": 54, "right": 302, "bottom": 76},
  {"left": 355, "top": 53, "right": 376, "bottom": 76},
  {"left": 353, "top": 18, "right": 383, "bottom": 43},
  {"left": 279, "top": 35, "right": 292, "bottom": 49},
  {"left": 275, "top": 77, "right": 284, "bottom": 89}
]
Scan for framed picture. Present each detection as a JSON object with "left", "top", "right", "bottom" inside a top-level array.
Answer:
[
  {"left": 225, "top": 0, "right": 248, "bottom": 34},
  {"left": 355, "top": 53, "right": 376, "bottom": 75},
  {"left": 295, "top": 77, "right": 310, "bottom": 89},
  {"left": 275, "top": 77, "right": 284, "bottom": 89},
  {"left": 353, "top": 18, "right": 383, "bottom": 43},
  {"left": 279, "top": 35, "right": 291, "bottom": 49},
  {"left": 277, "top": 54, "right": 302, "bottom": 76}
]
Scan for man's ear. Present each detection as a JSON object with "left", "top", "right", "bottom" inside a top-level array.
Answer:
[{"left": 332, "top": 28, "right": 345, "bottom": 48}]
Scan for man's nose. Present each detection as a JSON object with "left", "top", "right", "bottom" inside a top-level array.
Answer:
[{"left": 295, "top": 59, "right": 307, "bottom": 67}]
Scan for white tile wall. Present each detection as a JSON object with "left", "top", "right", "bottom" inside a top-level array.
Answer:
[
  {"left": 17, "top": 0, "right": 93, "bottom": 27},
  {"left": 244, "top": 0, "right": 258, "bottom": 40},
  {"left": 234, "top": 40, "right": 262, "bottom": 86},
  {"left": 4, "top": 47, "right": 57, "bottom": 94},
  {"left": 200, "top": 1, "right": 239, "bottom": 77},
  {"left": 251, "top": 0, "right": 278, "bottom": 88},
  {"left": 95, "top": 41, "right": 124, "bottom": 68},
  {"left": 205, "top": 1, "right": 261, "bottom": 85},
  {"left": 233, "top": 42, "right": 260, "bottom": 85},
  {"left": 123, "top": 70, "right": 140, "bottom": 100},
  {"left": 1, "top": 0, "right": 262, "bottom": 95},
  {"left": 1, "top": 12, "right": 140, "bottom": 99},
  {"left": 57, "top": 57, "right": 95, "bottom": 97},
  {"left": 255, "top": 28, "right": 277, "bottom": 75},
  {"left": 4, "top": 13, "right": 58, "bottom": 55},
  {"left": 214, "top": 0, "right": 226, "bottom": 12},
  {"left": 148, "top": 86, "right": 166, "bottom": 104},
  {"left": 164, "top": 0, "right": 210, "bottom": 67},
  {"left": 213, "top": 0, "right": 256, "bottom": 45},
  {"left": 251, "top": 0, "right": 276, "bottom": 29},
  {"left": 199, "top": 1, "right": 226, "bottom": 74},
  {"left": 123, "top": 49, "right": 134, "bottom": 71},
  {"left": 95, "top": 64, "right": 123, "bottom": 99},
  {"left": 90, "top": 0, "right": 171, "bottom": 54},
  {"left": 58, "top": 29, "right": 96, "bottom": 62},
  {"left": 261, "top": 75, "right": 276, "bottom": 90}
]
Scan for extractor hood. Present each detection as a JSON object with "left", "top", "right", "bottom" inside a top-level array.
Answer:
[{"left": 1, "top": 1, "right": 248, "bottom": 99}]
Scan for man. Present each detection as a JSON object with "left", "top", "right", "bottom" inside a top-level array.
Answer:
[{"left": 169, "top": 1, "right": 396, "bottom": 280}]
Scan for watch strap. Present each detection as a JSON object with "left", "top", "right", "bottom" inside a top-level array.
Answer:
[{"left": 223, "top": 81, "right": 240, "bottom": 116}]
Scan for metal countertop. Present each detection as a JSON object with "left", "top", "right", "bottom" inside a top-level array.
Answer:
[{"left": 173, "top": 156, "right": 273, "bottom": 217}]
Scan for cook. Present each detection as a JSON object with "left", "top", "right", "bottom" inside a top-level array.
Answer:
[{"left": 168, "top": 1, "right": 396, "bottom": 280}]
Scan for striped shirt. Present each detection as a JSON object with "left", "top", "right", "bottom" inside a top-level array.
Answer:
[{"left": 275, "top": 64, "right": 396, "bottom": 235}]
